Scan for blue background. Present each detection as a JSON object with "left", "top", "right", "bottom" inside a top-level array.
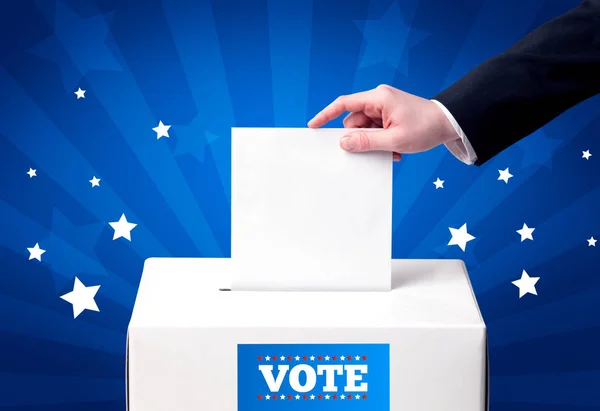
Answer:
[
  {"left": 237, "top": 344, "right": 389, "bottom": 410},
  {"left": 0, "top": 0, "right": 599, "bottom": 410}
]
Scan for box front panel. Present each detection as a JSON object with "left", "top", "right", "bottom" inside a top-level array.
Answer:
[{"left": 129, "top": 327, "right": 485, "bottom": 411}]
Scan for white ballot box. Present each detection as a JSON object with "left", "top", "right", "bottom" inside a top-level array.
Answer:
[{"left": 126, "top": 257, "right": 488, "bottom": 411}]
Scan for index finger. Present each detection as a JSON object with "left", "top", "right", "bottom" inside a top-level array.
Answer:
[{"left": 307, "top": 91, "right": 371, "bottom": 128}]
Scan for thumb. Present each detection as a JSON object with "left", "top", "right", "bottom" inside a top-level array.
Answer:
[{"left": 340, "top": 129, "right": 397, "bottom": 153}]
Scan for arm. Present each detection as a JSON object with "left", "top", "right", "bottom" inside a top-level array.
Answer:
[{"left": 434, "top": 0, "right": 600, "bottom": 165}]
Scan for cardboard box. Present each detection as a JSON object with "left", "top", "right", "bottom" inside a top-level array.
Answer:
[{"left": 126, "top": 257, "right": 488, "bottom": 410}]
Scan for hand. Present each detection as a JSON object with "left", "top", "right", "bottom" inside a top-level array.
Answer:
[{"left": 307, "top": 84, "right": 460, "bottom": 161}]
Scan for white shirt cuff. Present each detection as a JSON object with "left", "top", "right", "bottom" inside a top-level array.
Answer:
[{"left": 431, "top": 99, "right": 478, "bottom": 165}]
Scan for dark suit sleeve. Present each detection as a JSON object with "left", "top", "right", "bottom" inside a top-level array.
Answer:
[{"left": 433, "top": 0, "right": 600, "bottom": 165}]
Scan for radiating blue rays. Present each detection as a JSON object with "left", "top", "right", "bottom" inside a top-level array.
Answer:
[
  {"left": 0, "top": 373, "right": 124, "bottom": 407},
  {"left": 161, "top": 0, "right": 235, "bottom": 200},
  {"left": 492, "top": 371, "right": 600, "bottom": 406},
  {"left": 211, "top": 0, "right": 274, "bottom": 127},
  {"left": 267, "top": 0, "right": 314, "bottom": 126},
  {"left": 0, "top": 294, "right": 124, "bottom": 354},
  {"left": 29, "top": 2, "right": 223, "bottom": 257},
  {"left": 0, "top": 68, "right": 170, "bottom": 259}
]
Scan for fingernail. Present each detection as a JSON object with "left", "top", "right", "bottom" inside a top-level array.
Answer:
[{"left": 340, "top": 136, "right": 354, "bottom": 151}]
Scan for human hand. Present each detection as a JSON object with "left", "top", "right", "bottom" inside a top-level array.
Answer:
[{"left": 307, "top": 84, "right": 460, "bottom": 161}]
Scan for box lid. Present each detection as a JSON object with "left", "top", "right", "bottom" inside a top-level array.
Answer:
[{"left": 128, "top": 258, "right": 485, "bottom": 329}]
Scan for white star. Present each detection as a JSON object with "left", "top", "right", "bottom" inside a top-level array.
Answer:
[
  {"left": 109, "top": 213, "right": 137, "bottom": 241},
  {"left": 89, "top": 176, "right": 101, "bottom": 187},
  {"left": 74, "top": 87, "right": 86, "bottom": 99},
  {"left": 265, "top": 395, "right": 271, "bottom": 400},
  {"left": 265, "top": 355, "right": 270, "bottom": 361},
  {"left": 153, "top": 120, "right": 171, "bottom": 139},
  {"left": 340, "top": 394, "right": 346, "bottom": 400},
  {"left": 355, "top": 394, "right": 360, "bottom": 399},
  {"left": 582, "top": 150, "right": 592, "bottom": 160},
  {"left": 588, "top": 237, "right": 597, "bottom": 247},
  {"left": 27, "top": 168, "right": 37, "bottom": 178},
  {"left": 295, "top": 356, "right": 300, "bottom": 361},
  {"left": 448, "top": 223, "right": 475, "bottom": 252},
  {"left": 310, "top": 395, "right": 315, "bottom": 400},
  {"left": 340, "top": 355, "right": 346, "bottom": 361},
  {"left": 295, "top": 395, "right": 300, "bottom": 400},
  {"left": 325, "top": 395, "right": 330, "bottom": 400},
  {"left": 516, "top": 223, "right": 535, "bottom": 242},
  {"left": 309, "top": 355, "right": 315, "bottom": 361},
  {"left": 433, "top": 178, "right": 444, "bottom": 189},
  {"left": 60, "top": 277, "right": 100, "bottom": 318},
  {"left": 280, "top": 395, "right": 285, "bottom": 400},
  {"left": 511, "top": 270, "right": 539, "bottom": 298},
  {"left": 27, "top": 243, "right": 46, "bottom": 261},
  {"left": 355, "top": 355, "right": 360, "bottom": 361},
  {"left": 280, "top": 355, "right": 286, "bottom": 361},
  {"left": 325, "top": 356, "right": 330, "bottom": 361},
  {"left": 498, "top": 167, "right": 513, "bottom": 183}
]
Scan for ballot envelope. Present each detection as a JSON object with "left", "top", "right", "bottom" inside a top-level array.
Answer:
[{"left": 125, "top": 128, "right": 489, "bottom": 411}]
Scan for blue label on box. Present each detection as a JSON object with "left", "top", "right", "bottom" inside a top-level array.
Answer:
[{"left": 237, "top": 343, "right": 390, "bottom": 410}]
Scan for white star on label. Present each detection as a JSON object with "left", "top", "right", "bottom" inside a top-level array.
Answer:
[
  {"left": 265, "top": 355, "right": 270, "bottom": 361},
  {"left": 325, "top": 356, "right": 330, "bottom": 361},
  {"left": 498, "top": 167, "right": 513, "bottom": 183},
  {"left": 340, "top": 355, "right": 346, "bottom": 361},
  {"left": 582, "top": 150, "right": 592, "bottom": 160},
  {"left": 109, "top": 213, "right": 137, "bottom": 241},
  {"left": 309, "top": 356, "right": 315, "bottom": 361},
  {"left": 280, "top": 355, "right": 286, "bottom": 361},
  {"left": 512, "top": 270, "right": 539, "bottom": 298},
  {"left": 295, "top": 356, "right": 300, "bottom": 361},
  {"left": 325, "top": 395, "right": 330, "bottom": 400},
  {"left": 280, "top": 395, "right": 285, "bottom": 400},
  {"left": 153, "top": 120, "right": 171, "bottom": 139},
  {"left": 265, "top": 395, "right": 270, "bottom": 400},
  {"left": 340, "top": 395, "right": 346, "bottom": 400},
  {"left": 27, "top": 243, "right": 46, "bottom": 261},
  {"left": 60, "top": 277, "right": 100, "bottom": 318},
  {"left": 74, "top": 88, "right": 86, "bottom": 99},
  {"left": 516, "top": 223, "right": 535, "bottom": 242},
  {"left": 355, "top": 394, "right": 360, "bottom": 399},
  {"left": 355, "top": 355, "right": 360, "bottom": 361},
  {"left": 89, "top": 176, "right": 101, "bottom": 187},
  {"left": 588, "top": 237, "right": 597, "bottom": 247},
  {"left": 433, "top": 178, "right": 444, "bottom": 189},
  {"left": 295, "top": 395, "right": 300, "bottom": 400},
  {"left": 310, "top": 395, "right": 315, "bottom": 400},
  {"left": 448, "top": 223, "right": 475, "bottom": 251},
  {"left": 27, "top": 168, "right": 37, "bottom": 178}
]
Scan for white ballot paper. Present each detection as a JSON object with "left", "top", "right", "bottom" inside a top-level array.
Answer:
[{"left": 231, "top": 127, "right": 393, "bottom": 291}]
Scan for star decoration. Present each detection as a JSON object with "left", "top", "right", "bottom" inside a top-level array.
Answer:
[
  {"left": 310, "top": 394, "right": 315, "bottom": 400},
  {"left": 516, "top": 130, "right": 561, "bottom": 169},
  {"left": 153, "top": 120, "right": 171, "bottom": 139},
  {"left": 109, "top": 213, "right": 137, "bottom": 241},
  {"left": 355, "top": 2, "right": 429, "bottom": 75},
  {"left": 588, "top": 237, "right": 597, "bottom": 247},
  {"left": 265, "top": 355, "right": 270, "bottom": 361},
  {"left": 448, "top": 223, "right": 475, "bottom": 252},
  {"left": 27, "top": 243, "right": 46, "bottom": 261},
  {"left": 309, "top": 356, "right": 315, "bottom": 361},
  {"left": 516, "top": 223, "right": 535, "bottom": 242},
  {"left": 295, "top": 395, "right": 300, "bottom": 400},
  {"left": 295, "top": 356, "right": 300, "bottom": 361},
  {"left": 433, "top": 178, "right": 444, "bottom": 189},
  {"left": 74, "top": 88, "right": 86, "bottom": 99},
  {"left": 582, "top": 150, "right": 592, "bottom": 160},
  {"left": 265, "top": 395, "right": 271, "bottom": 400},
  {"left": 511, "top": 270, "right": 539, "bottom": 298},
  {"left": 60, "top": 277, "right": 100, "bottom": 318},
  {"left": 498, "top": 167, "right": 513, "bottom": 183},
  {"left": 89, "top": 176, "right": 101, "bottom": 187},
  {"left": 340, "top": 355, "right": 346, "bottom": 361},
  {"left": 27, "top": 168, "right": 37, "bottom": 178}
]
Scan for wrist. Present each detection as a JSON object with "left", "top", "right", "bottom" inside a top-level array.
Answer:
[{"left": 430, "top": 99, "right": 462, "bottom": 144}]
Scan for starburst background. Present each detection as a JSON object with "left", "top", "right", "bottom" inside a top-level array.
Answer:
[{"left": 1, "top": 0, "right": 599, "bottom": 410}]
